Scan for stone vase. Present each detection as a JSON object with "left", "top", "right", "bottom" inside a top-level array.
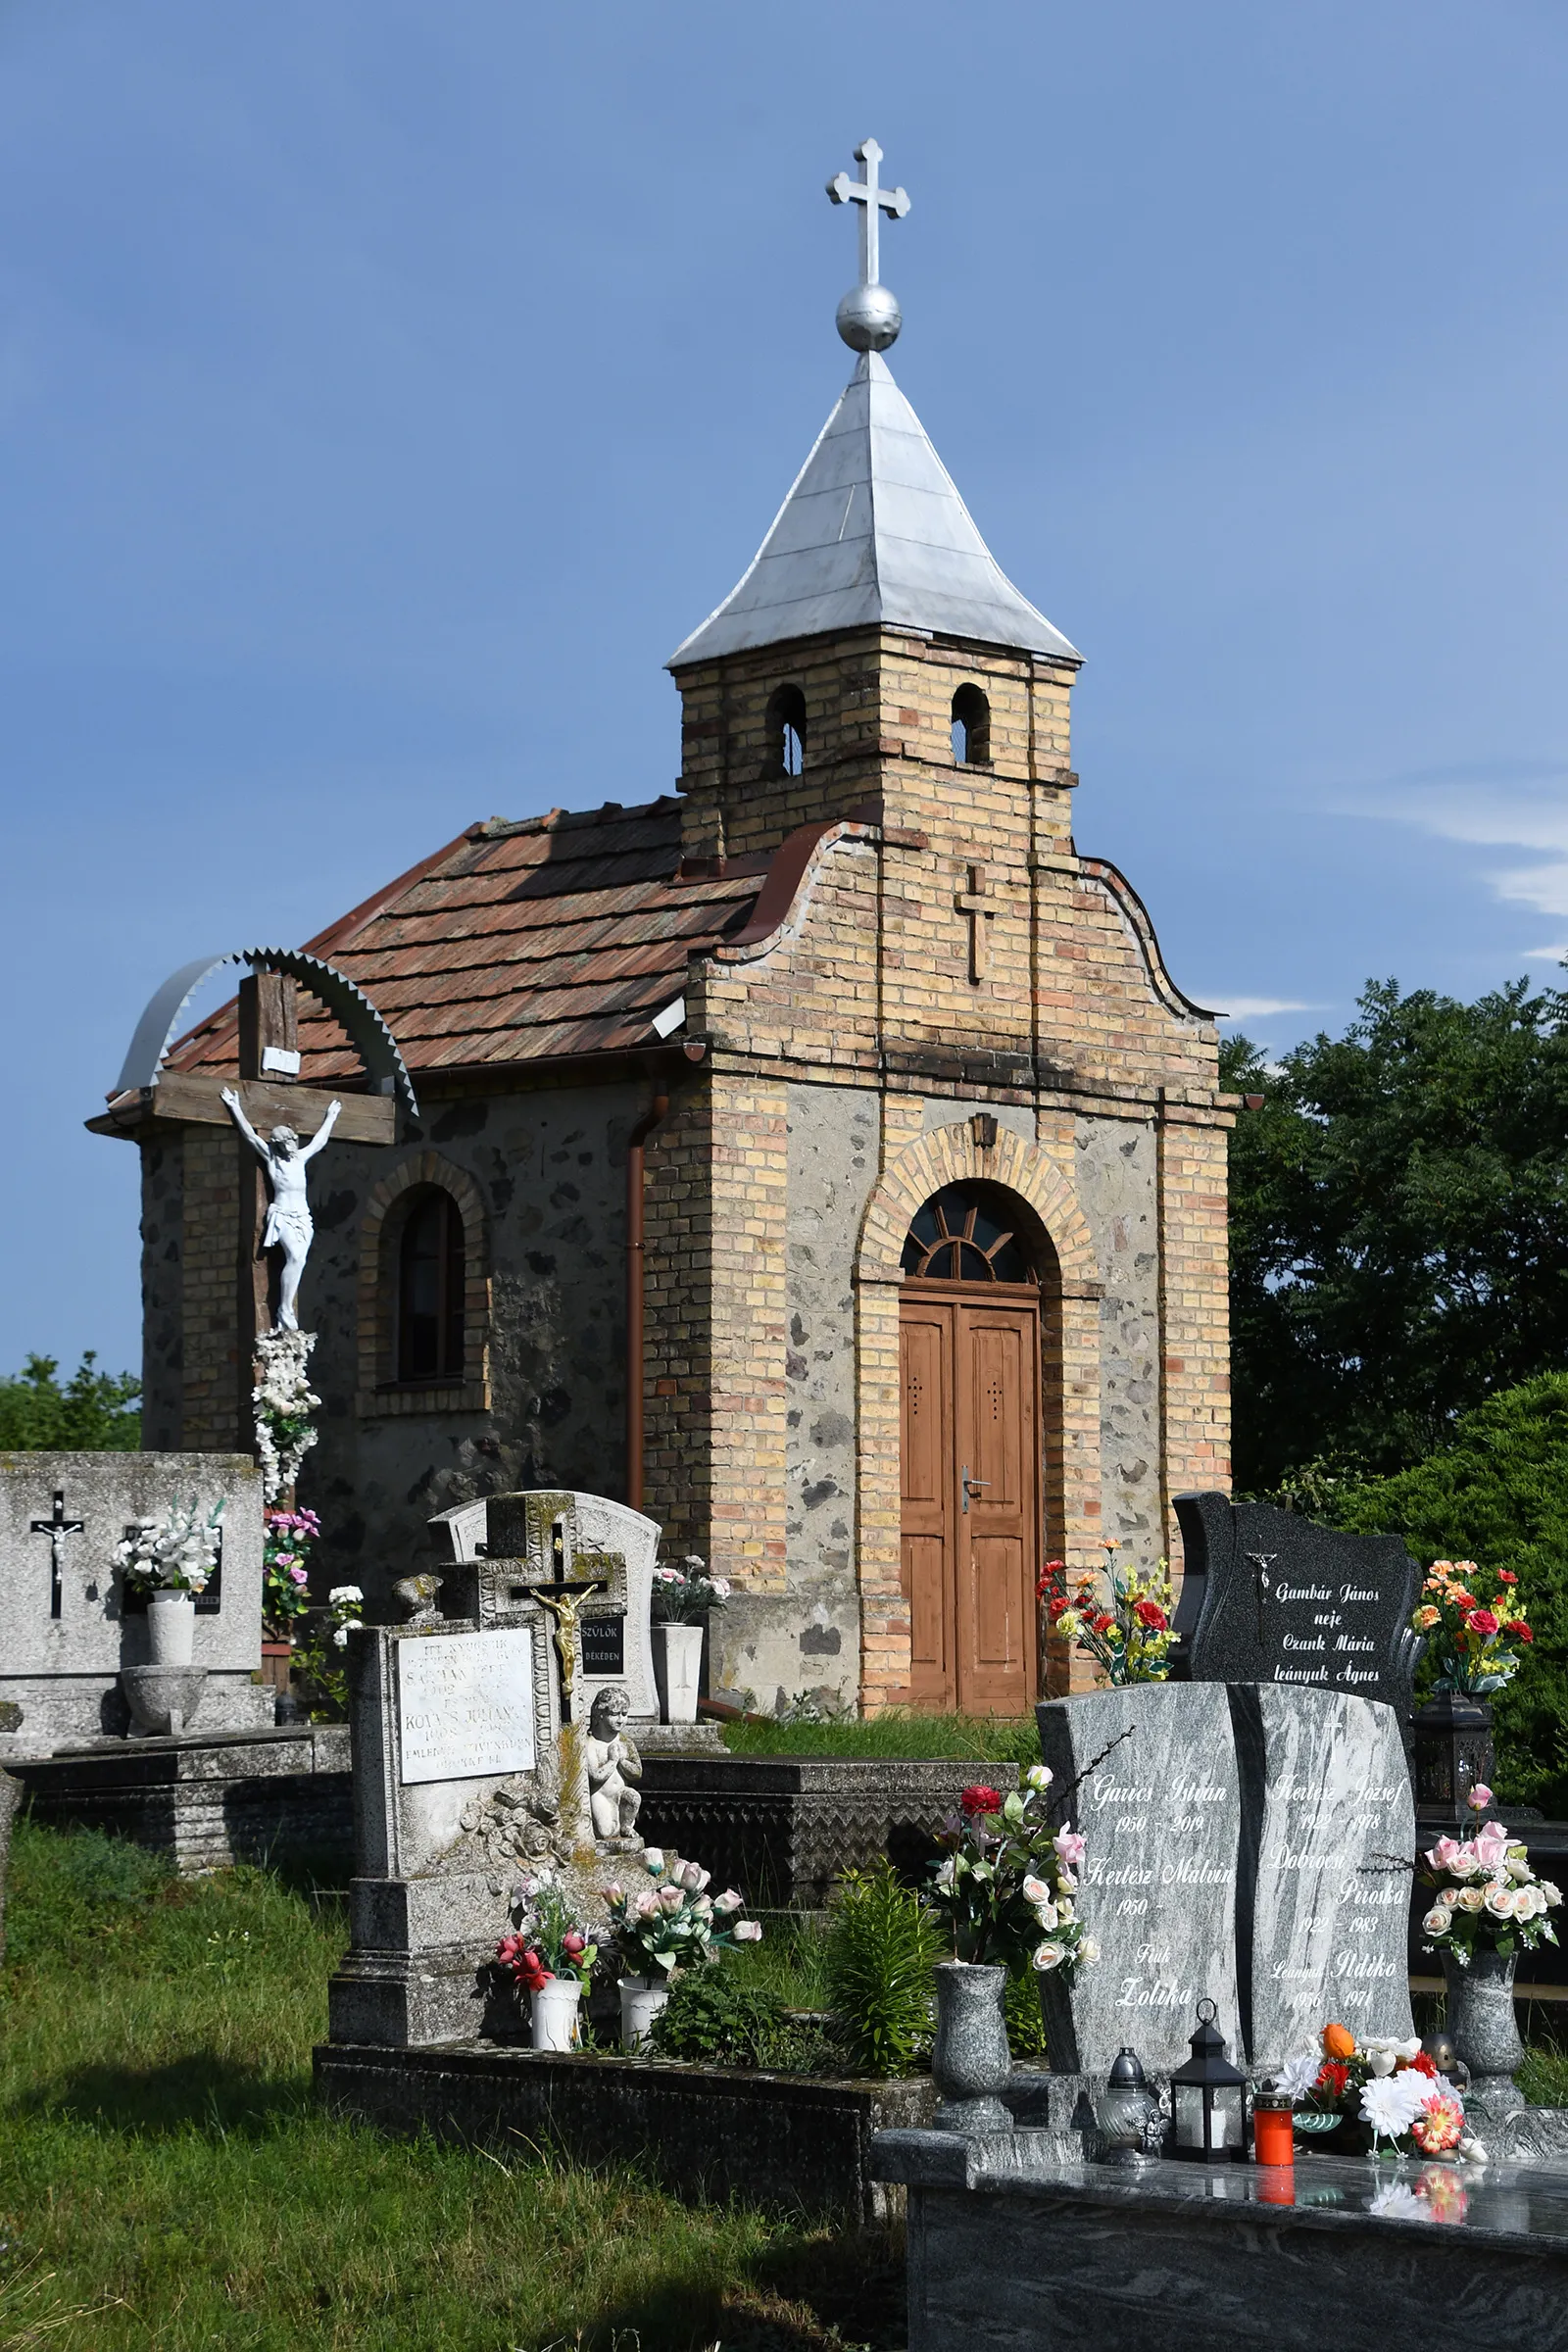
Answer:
[
  {"left": 931, "top": 1960, "right": 1014, "bottom": 2135},
  {"left": 146, "top": 1590, "right": 197, "bottom": 1667},
  {"left": 1444, "top": 1946, "right": 1526, "bottom": 2119},
  {"left": 619, "top": 1973, "right": 669, "bottom": 2050},
  {"left": 652, "top": 1623, "right": 704, "bottom": 1725},
  {"left": 120, "top": 1664, "right": 207, "bottom": 1739},
  {"left": 531, "top": 1977, "right": 583, "bottom": 2053}
]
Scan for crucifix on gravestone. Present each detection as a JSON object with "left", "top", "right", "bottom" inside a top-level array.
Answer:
[
  {"left": 532, "top": 1582, "right": 608, "bottom": 1726},
  {"left": 956, "top": 863, "right": 995, "bottom": 983},
  {"left": 31, "top": 1491, "right": 84, "bottom": 1623}
]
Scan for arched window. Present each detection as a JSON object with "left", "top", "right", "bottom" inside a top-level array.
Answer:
[
  {"left": 951, "top": 684, "right": 991, "bottom": 767},
  {"left": 397, "top": 1187, "right": 466, "bottom": 1381},
  {"left": 766, "top": 684, "right": 807, "bottom": 778},
  {"left": 901, "top": 1182, "right": 1036, "bottom": 1284}
]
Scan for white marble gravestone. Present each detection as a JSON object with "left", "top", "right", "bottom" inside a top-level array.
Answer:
[
  {"left": 1036, "top": 1681, "right": 1416, "bottom": 2080},
  {"left": 1036, "top": 1684, "right": 1244, "bottom": 2075},
  {"left": 1235, "top": 1683, "right": 1416, "bottom": 2072},
  {"left": 0, "top": 1452, "right": 270, "bottom": 1756}
]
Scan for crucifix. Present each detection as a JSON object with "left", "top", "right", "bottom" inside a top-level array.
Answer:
[
  {"left": 956, "top": 863, "right": 995, "bottom": 983},
  {"left": 531, "top": 1581, "right": 609, "bottom": 1725},
  {"left": 31, "top": 1491, "right": 84, "bottom": 1622},
  {"left": 826, "top": 137, "right": 909, "bottom": 291},
  {"left": 1246, "top": 1551, "right": 1278, "bottom": 1648}
]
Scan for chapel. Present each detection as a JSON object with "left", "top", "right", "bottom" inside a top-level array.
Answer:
[{"left": 93, "top": 146, "right": 1232, "bottom": 1717}]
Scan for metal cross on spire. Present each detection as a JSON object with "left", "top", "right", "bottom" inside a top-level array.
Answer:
[{"left": 826, "top": 138, "right": 910, "bottom": 354}]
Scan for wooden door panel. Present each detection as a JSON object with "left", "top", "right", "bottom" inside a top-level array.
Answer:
[
  {"left": 900, "top": 1305, "right": 955, "bottom": 1708},
  {"left": 970, "top": 1536, "right": 1027, "bottom": 1670},
  {"left": 956, "top": 1301, "right": 1038, "bottom": 1714}
]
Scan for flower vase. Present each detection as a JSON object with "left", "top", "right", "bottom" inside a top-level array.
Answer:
[
  {"left": 530, "top": 1979, "right": 583, "bottom": 2053},
  {"left": 619, "top": 1974, "right": 669, "bottom": 2050},
  {"left": 931, "top": 1961, "right": 1014, "bottom": 2135},
  {"left": 652, "top": 1622, "right": 704, "bottom": 1725},
  {"left": 146, "top": 1590, "right": 196, "bottom": 1667},
  {"left": 1445, "top": 1948, "right": 1525, "bottom": 2120}
]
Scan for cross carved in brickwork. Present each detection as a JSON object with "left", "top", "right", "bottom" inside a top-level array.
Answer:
[{"left": 956, "top": 863, "right": 994, "bottom": 983}]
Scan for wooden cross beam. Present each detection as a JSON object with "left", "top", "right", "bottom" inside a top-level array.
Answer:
[{"left": 956, "top": 862, "right": 994, "bottom": 983}]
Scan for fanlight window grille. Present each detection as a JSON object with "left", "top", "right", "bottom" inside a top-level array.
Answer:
[{"left": 901, "top": 1183, "right": 1036, "bottom": 1284}]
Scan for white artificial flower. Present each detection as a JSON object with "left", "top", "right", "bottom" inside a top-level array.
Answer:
[
  {"left": 329, "top": 1585, "right": 364, "bottom": 1605},
  {"left": 1458, "top": 2134, "right": 1489, "bottom": 2163},
  {"left": 732, "top": 1919, "right": 762, "bottom": 1942},
  {"left": 1276, "top": 2049, "right": 1324, "bottom": 2101},
  {"left": 1542, "top": 1880, "right": 1563, "bottom": 1907},
  {"left": 1507, "top": 1856, "right": 1535, "bottom": 1883},
  {"left": 712, "top": 1888, "right": 742, "bottom": 1915},
  {"left": 1422, "top": 1906, "right": 1453, "bottom": 1936},
  {"left": 933, "top": 1855, "right": 959, "bottom": 1891},
  {"left": 1021, "top": 1875, "right": 1052, "bottom": 1904},
  {"left": 1456, "top": 1886, "right": 1487, "bottom": 1913},
  {"left": 1033, "top": 1902, "right": 1059, "bottom": 1934},
  {"left": 332, "top": 1626, "right": 349, "bottom": 1649},
  {"left": 1368, "top": 2182, "right": 1432, "bottom": 2223},
  {"left": 1484, "top": 1884, "right": 1520, "bottom": 1920},
  {"left": 1360, "top": 2072, "right": 1430, "bottom": 2139},
  {"left": 1077, "top": 1936, "right": 1101, "bottom": 1964},
  {"left": 642, "top": 1849, "right": 664, "bottom": 1874},
  {"left": 1032, "top": 1939, "right": 1066, "bottom": 1972},
  {"left": 1367, "top": 2047, "right": 1397, "bottom": 2078},
  {"left": 1024, "top": 1764, "right": 1053, "bottom": 1790}
]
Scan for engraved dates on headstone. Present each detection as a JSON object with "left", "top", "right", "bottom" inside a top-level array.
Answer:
[
  {"left": 1035, "top": 1684, "right": 1243, "bottom": 2076},
  {"left": 397, "top": 1628, "right": 536, "bottom": 1787},
  {"left": 1171, "top": 1493, "right": 1423, "bottom": 1713}
]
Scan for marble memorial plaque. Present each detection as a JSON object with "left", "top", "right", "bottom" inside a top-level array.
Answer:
[
  {"left": 1235, "top": 1682, "right": 1415, "bottom": 2072},
  {"left": 1171, "top": 1494, "right": 1422, "bottom": 1714},
  {"left": 1035, "top": 1684, "right": 1243, "bottom": 2075},
  {"left": 397, "top": 1628, "right": 536, "bottom": 1787}
]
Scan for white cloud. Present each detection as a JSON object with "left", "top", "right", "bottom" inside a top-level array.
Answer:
[
  {"left": 1351, "top": 772, "right": 1568, "bottom": 920},
  {"left": 1198, "top": 996, "right": 1319, "bottom": 1021}
]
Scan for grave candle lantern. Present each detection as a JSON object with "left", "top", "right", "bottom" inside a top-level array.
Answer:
[
  {"left": 1169, "top": 1998, "right": 1247, "bottom": 2163},
  {"left": 1095, "top": 2045, "right": 1160, "bottom": 2167}
]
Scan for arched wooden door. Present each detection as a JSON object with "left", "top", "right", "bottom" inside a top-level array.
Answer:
[{"left": 898, "top": 1186, "right": 1042, "bottom": 1714}]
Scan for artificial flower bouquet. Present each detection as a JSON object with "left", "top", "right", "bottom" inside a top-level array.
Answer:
[
  {"left": 1037, "top": 1544, "right": 1177, "bottom": 1686},
  {"left": 1416, "top": 1786, "right": 1562, "bottom": 1966},
  {"left": 496, "top": 1869, "right": 599, "bottom": 1998},
  {"left": 927, "top": 1768, "right": 1099, "bottom": 1981},
  {"left": 649, "top": 1556, "right": 732, "bottom": 1625},
  {"left": 601, "top": 1849, "right": 762, "bottom": 1978},
  {"left": 117, "top": 1496, "right": 225, "bottom": 1594},
  {"left": 1274, "top": 2023, "right": 1483, "bottom": 2160},
  {"left": 1409, "top": 1559, "right": 1533, "bottom": 1696},
  {"left": 263, "top": 1506, "right": 320, "bottom": 1638}
]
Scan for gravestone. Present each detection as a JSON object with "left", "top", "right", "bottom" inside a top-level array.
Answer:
[
  {"left": 331, "top": 1491, "right": 662, "bottom": 2048},
  {"left": 1170, "top": 1492, "right": 1423, "bottom": 1714},
  {"left": 0, "top": 1452, "right": 270, "bottom": 1756},
  {"left": 427, "top": 1489, "right": 658, "bottom": 1724},
  {"left": 1235, "top": 1683, "right": 1415, "bottom": 2072},
  {"left": 1035, "top": 1685, "right": 1242, "bottom": 2076},
  {"left": 1036, "top": 1681, "right": 1416, "bottom": 2078}
]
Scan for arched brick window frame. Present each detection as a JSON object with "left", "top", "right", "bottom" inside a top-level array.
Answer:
[
  {"left": 357, "top": 1152, "right": 491, "bottom": 1418},
  {"left": 853, "top": 1119, "right": 1104, "bottom": 1713}
]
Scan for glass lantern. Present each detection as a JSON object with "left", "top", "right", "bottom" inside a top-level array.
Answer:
[{"left": 1169, "top": 1998, "right": 1248, "bottom": 2163}]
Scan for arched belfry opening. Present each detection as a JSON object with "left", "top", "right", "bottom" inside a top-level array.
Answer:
[
  {"left": 765, "top": 684, "right": 807, "bottom": 778},
  {"left": 951, "top": 683, "right": 991, "bottom": 766},
  {"left": 899, "top": 1179, "right": 1059, "bottom": 1714}
]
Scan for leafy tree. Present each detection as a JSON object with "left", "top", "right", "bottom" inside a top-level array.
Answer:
[
  {"left": 0, "top": 1353, "right": 141, "bottom": 1452},
  {"left": 1326, "top": 1374, "right": 1568, "bottom": 1815},
  {"left": 1223, "top": 978, "right": 1568, "bottom": 1493}
]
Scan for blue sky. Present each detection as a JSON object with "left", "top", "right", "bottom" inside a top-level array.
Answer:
[{"left": 4, "top": 0, "right": 1567, "bottom": 1376}]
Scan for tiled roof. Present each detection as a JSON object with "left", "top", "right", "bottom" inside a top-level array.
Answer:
[{"left": 172, "top": 798, "right": 765, "bottom": 1084}]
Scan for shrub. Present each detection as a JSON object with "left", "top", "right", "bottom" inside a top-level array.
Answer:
[
  {"left": 1329, "top": 1372, "right": 1568, "bottom": 1812},
  {"left": 1004, "top": 1965, "right": 1048, "bottom": 2059},
  {"left": 648, "top": 1966, "right": 788, "bottom": 2069},
  {"left": 822, "top": 1858, "right": 940, "bottom": 2078},
  {"left": 0, "top": 1352, "right": 140, "bottom": 1450}
]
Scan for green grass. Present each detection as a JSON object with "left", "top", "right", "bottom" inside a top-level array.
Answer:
[
  {"left": 720, "top": 1714, "right": 1038, "bottom": 1766},
  {"left": 0, "top": 1822, "right": 903, "bottom": 2351}
]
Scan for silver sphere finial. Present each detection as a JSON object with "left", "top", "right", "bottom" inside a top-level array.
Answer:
[{"left": 826, "top": 138, "right": 910, "bottom": 353}]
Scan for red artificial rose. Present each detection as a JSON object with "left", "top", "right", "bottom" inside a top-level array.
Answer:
[
  {"left": 1134, "top": 1599, "right": 1168, "bottom": 1630},
  {"left": 960, "top": 1786, "right": 1004, "bottom": 1817},
  {"left": 1497, "top": 1570, "right": 1519, "bottom": 1586},
  {"left": 1511, "top": 1623, "right": 1535, "bottom": 1642},
  {"left": 1467, "top": 1609, "right": 1500, "bottom": 1639}
]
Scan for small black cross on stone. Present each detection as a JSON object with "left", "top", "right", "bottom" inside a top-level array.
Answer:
[
  {"left": 1245, "top": 1551, "right": 1278, "bottom": 1648},
  {"left": 31, "top": 1491, "right": 84, "bottom": 1622}
]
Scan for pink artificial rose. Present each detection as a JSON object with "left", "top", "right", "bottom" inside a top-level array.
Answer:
[
  {"left": 1054, "top": 1830, "right": 1087, "bottom": 1870},
  {"left": 562, "top": 1932, "right": 586, "bottom": 1956},
  {"left": 657, "top": 1884, "right": 685, "bottom": 1911},
  {"left": 289, "top": 1565, "right": 309, "bottom": 1585},
  {"left": 712, "top": 1889, "right": 743, "bottom": 1914},
  {"left": 1466, "top": 1785, "right": 1494, "bottom": 1813},
  {"left": 634, "top": 1891, "right": 660, "bottom": 1917},
  {"left": 1467, "top": 1609, "right": 1500, "bottom": 1640},
  {"left": 1484, "top": 1883, "right": 1519, "bottom": 1919},
  {"left": 732, "top": 1920, "right": 762, "bottom": 1942},
  {"left": 1426, "top": 1837, "right": 1463, "bottom": 1872}
]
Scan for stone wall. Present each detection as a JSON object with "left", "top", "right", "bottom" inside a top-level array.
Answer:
[
  {"left": 1074, "top": 1113, "right": 1163, "bottom": 1563},
  {"left": 138, "top": 1130, "right": 183, "bottom": 1451}
]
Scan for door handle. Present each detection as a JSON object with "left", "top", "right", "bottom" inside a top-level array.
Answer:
[{"left": 960, "top": 1464, "right": 992, "bottom": 1515}]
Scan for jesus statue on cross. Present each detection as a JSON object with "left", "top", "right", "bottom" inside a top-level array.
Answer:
[{"left": 221, "top": 1087, "right": 341, "bottom": 1332}]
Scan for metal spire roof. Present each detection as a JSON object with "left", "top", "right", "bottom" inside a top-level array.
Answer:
[{"left": 666, "top": 350, "right": 1080, "bottom": 668}]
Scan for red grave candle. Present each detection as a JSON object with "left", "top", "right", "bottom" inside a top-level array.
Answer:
[{"left": 1251, "top": 2101, "right": 1296, "bottom": 2169}]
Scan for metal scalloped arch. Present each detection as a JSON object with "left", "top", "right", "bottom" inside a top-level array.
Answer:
[{"left": 114, "top": 946, "right": 418, "bottom": 1115}]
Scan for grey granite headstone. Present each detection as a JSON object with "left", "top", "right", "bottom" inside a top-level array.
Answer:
[
  {"left": 1235, "top": 1683, "right": 1416, "bottom": 2072},
  {"left": 1171, "top": 1493, "right": 1423, "bottom": 1714},
  {"left": 0, "top": 1452, "right": 270, "bottom": 1756},
  {"left": 1035, "top": 1685, "right": 1243, "bottom": 2076}
]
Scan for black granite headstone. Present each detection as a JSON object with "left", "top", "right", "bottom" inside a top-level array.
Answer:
[
  {"left": 578, "top": 1612, "right": 625, "bottom": 1678},
  {"left": 1170, "top": 1493, "right": 1422, "bottom": 1715}
]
